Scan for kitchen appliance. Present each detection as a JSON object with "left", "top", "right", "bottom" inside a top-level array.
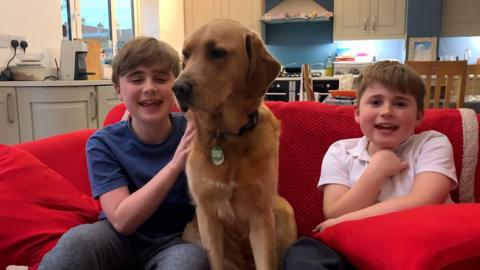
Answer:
[
  {"left": 333, "top": 61, "right": 372, "bottom": 75},
  {"left": 266, "top": 67, "right": 339, "bottom": 102},
  {"left": 60, "top": 40, "right": 89, "bottom": 80}
]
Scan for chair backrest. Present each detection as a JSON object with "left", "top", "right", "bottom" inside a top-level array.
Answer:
[
  {"left": 467, "top": 64, "right": 480, "bottom": 96},
  {"left": 406, "top": 60, "right": 468, "bottom": 109}
]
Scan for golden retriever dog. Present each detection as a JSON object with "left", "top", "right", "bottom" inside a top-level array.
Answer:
[{"left": 173, "top": 19, "right": 297, "bottom": 270}]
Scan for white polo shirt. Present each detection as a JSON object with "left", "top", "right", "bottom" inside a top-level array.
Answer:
[{"left": 318, "top": 130, "right": 458, "bottom": 203}]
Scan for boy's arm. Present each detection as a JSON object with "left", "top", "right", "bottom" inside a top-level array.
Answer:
[
  {"left": 323, "top": 149, "right": 408, "bottom": 219},
  {"left": 317, "top": 171, "right": 451, "bottom": 232},
  {"left": 99, "top": 121, "right": 196, "bottom": 235}
]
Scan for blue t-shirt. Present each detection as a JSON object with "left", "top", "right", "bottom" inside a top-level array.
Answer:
[{"left": 86, "top": 112, "right": 194, "bottom": 238}]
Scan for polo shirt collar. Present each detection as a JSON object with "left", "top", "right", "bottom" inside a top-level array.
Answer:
[{"left": 347, "top": 134, "right": 415, "bottom": 162}]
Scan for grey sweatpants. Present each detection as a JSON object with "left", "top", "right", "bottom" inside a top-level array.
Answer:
[{"left": 38, "top": 220, "right": 209, "bottom": 270}]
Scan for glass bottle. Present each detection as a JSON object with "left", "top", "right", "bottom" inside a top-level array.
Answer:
[{"left": 325, "top": 56, "right": 333, "bottom": 76}]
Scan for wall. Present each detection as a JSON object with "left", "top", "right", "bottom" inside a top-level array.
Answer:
[
  {"left": 158, "top": 0, "right": 185, "bottom": 52},
  {"left": 439, "top": 36, "right": 480, "bottom": 64},
  {"left": 0, "top": 0, "right": 62, "bottom": 70}
]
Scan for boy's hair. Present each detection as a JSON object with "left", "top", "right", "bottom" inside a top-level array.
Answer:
[
  {"left": 111, "top": 37, "right": 181, "bottom": 84},
  {"left": 356, "top": 60, "right": 426, "bottom": 111}
]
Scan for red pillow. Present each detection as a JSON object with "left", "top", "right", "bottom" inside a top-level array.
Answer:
[
  {"left": 315, "top": 204, "right": 480, "bottom": 270},
  {"left": 0, "top": 145, "right": 100, "bottom": 269}
]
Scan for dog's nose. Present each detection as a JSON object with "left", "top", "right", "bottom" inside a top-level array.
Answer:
[{"left": 172, "top": 80, "right": 193, "bottom": 99}]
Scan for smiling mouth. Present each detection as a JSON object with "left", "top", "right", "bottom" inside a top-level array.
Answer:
[
  {"left": 139, "top": 100, "right": 162, "bottom": 107},
  {"left": 375, "top": 123, "right": 398, "bottom": 131}
]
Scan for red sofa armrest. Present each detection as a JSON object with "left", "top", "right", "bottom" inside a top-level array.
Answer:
[{"left": 13, "top": 129, "right": 97, "bottom": 196}]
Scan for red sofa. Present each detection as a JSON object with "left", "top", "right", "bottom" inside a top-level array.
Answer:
[{"left": 2, "top": 101, "right": 480, "bottom": 270}]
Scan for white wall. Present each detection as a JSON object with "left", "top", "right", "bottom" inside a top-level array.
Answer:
[
  {"left": 0, "top": 0, "right": 185, "bottom": 70},
  {"left": 159, "top": 0, "right": 185, "bottom": 52},
  {"left": 138, "top": 0, "right": 185, "bottom": 53},
  {"left": 0, "top": 0, "right": 62, "bottom": 69}
]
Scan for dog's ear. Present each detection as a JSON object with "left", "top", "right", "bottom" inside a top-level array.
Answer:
[{"left": 245, "top": 32, "right": 281, "bottom": 98}]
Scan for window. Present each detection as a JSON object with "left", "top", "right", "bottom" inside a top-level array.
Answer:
[{"left": 61, "top": 0, "right": 135, "bottom": 64}]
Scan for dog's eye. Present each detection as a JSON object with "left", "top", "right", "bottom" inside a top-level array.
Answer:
[
  {"left": 182, "top": 50, "right": 190, "bottom": 61},
  {"left": 209, "top": 48, "right": 226, "bottom": 59}
]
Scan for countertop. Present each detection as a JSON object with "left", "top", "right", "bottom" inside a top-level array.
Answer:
[{"left": 0, "top": 80, "right": 113, "bottom": 87}]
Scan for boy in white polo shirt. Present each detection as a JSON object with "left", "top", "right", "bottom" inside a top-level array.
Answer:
[{"left": 283, "top": 60, "right": 458, "bottom": 270}]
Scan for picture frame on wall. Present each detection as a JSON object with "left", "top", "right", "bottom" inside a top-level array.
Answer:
[{"left": 407, "top": 37, "right": 438, "bottom": 61}]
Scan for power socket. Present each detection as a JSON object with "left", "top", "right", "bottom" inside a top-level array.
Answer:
[{"left": 0, "top": 34, "right": 26, "bottom": 49}]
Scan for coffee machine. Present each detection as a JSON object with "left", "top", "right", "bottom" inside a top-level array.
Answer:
[{"left": 60, "top": 40, "right": 89, "bottom": 80}]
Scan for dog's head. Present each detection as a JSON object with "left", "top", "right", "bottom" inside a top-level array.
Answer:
[{"left": 173, "top": 19, "right": 280, "bottom": 113}]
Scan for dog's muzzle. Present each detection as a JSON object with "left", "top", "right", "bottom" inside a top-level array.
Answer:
[{"left": 172, "top": 80, "right": 193, "bottom": 112}]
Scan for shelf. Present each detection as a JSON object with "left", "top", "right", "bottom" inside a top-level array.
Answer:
[{"left": 261, "top": 16, "right": 332, "bottom": 24}]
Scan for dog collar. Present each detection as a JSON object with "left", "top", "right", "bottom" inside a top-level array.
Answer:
[
  {"left": 210, "top": 110, "right": 258, "bottom": 166},
  {"left": 237, "top": 110, "right": 258, "bottom": 136}
]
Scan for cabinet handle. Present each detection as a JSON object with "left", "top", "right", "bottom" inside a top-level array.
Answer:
[
  {"left": 90, "top": 91, "right": 98, "bottom": 121},
  {"left": 371, "top": 16, "right": 376, "bottom": 32},
  {"left": 6, "top": 93, "right": 14, "bottom": 123},
  {"left": 363, "top": 17, "right": 368, "bottom": 32}
]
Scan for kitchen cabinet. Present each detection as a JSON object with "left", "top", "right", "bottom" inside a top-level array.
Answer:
[
  {"left": 334, "top": 0, "right": 406, "bottom": 40},
  {"left": 0, "top": 87, "right": 20, "bottom": 145},
  {"left": 0, "top": 81, "right": 120, "bottom": 144},
  {"left": 441, "top": 0, "right": 480, "bottom": 36},
  {"left": 16, "top": 86, "right": 99, "bottom": 142},
  {"left": 97, "top": 85, "right": 122, "bottom": 126},
  {"left": 184, "top": 0, "right": 263, "bottom": 37}
]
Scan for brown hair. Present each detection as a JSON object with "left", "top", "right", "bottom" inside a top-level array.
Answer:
[
  {"left": 356, "top": 60, "right": 426, "bottom": 112},
  {"left": 111, "top": 37, "right": 181, "bottom": 84}
]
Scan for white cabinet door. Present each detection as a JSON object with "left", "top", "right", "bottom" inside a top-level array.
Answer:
[
  {"left": 221, "top": 0, "right": 263, "bottom": 34},
  {"left": 0, "top": 87, "right": 20, "bottom": 145},
  {"left": 369, "top": 0, "right": 405, "bottom": 38},
  {"left": 184, "top": 0, "right": 222, "bottom": 37},
  {"left": 184, "top": 0, "right": 262, "bottom": 37},
  {"left": 442, "top": 0, "right": 480, "bottom": 36},
  {"left": 334, "top": 0, "right": 370, "bottom": 39},
  {"left": 334, "top": 0, "right": 405, "bottom": 40},
  {"left": 16, "top": 86, "right": 98, "bottom": 142},
  {"left": 97, "top": 85, "right": 122, "bottom": 127}
]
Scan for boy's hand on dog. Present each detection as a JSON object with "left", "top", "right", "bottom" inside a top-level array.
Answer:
[
  {"left": 170, "top": 120, "right": 196, "bottom": 171},
  {"left": 368, "top": 149, "right": 408, "bottom": 179}
]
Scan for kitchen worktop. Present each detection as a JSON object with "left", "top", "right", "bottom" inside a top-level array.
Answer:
[{"left": 0, "top": 80, "right": 113, "bottom": 87}]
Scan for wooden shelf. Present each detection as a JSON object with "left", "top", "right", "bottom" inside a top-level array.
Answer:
[{"left": 261, "top": 16, "right": 331, "bottom": 24}]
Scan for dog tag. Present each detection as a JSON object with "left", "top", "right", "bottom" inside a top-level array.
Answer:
[{"left": 211, "top": 145, "right": 224, "bottom": 165}]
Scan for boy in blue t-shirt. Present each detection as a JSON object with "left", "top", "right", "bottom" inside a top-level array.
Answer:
[{"left": 39, "top": 37, "right": 209, "bottom": 270}]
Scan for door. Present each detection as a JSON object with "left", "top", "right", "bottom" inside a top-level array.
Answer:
[
  {"left": 369, "top": 0, "right": 405, "bottom": 38},
  {"left": 16, "top": 86, "right": 98, "bottom": 142},
  {"left": 442, "top": 0, "right": 480, "bottom": 36},
  {"left": 334, "top": 0, "right": 371, "bottom": 39},
  {"left": 0, "top": 87, "right": 20, "bottom": 144},
  {"left": 221, "top": 0, "right": 262, "bottom": 33},
  {"left": 97, "top": 85, "right": 122, "bottom": 127},
  {"left": 184, "top": 0, "right": 222, "bottom": 37}
]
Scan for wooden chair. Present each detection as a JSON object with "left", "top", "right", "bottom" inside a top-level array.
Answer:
[
  {"left": 467, "top": 64, "right": 480, "bottom": 96},
  {"left": 406, "top": 60, "right": 468, "bottom": 108}
]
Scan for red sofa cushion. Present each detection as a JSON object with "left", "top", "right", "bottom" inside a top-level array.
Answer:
[
  {"left": 14, "top": 129, "right": 97, "bottom": 196},
  {"left": 0, "top": 144, "right": 100, "bottom": 269},
  {"left": 315, "top": 203, "right": 480, "bottom": 270},
  {"left": 103, "top": 102, "right": 478, "bottom": 237}
]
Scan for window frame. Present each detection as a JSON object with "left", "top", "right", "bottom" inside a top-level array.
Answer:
[{"left": 64, "top": 0, "right": 138, "bottom": 56}]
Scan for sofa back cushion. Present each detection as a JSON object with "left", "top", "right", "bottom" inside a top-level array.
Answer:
[
  {"left": 103, "top": 102, "right": 479, "bottom": 237},
  {"left": 0, "top": 144, "right": 100, "bottom": 269}
]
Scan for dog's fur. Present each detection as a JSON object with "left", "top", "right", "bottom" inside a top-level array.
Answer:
[{"left": 173, "top": 19, "right": 297, "bottom": 270}]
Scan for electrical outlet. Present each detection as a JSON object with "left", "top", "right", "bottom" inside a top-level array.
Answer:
[{"left": 8, "top": 35, "right": 26, "bottom": 47}]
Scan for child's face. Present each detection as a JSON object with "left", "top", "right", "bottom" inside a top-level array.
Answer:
[
  {"left": 354, "top": 82, "right": 423, "bottom": 154},
  {"left": 115, "top": 64, "right": 175, "bottom": 126}
]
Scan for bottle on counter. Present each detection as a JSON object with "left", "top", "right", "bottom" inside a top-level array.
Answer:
[{"left": 325, "top": 56, "right": 333, "bottom": 76}]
